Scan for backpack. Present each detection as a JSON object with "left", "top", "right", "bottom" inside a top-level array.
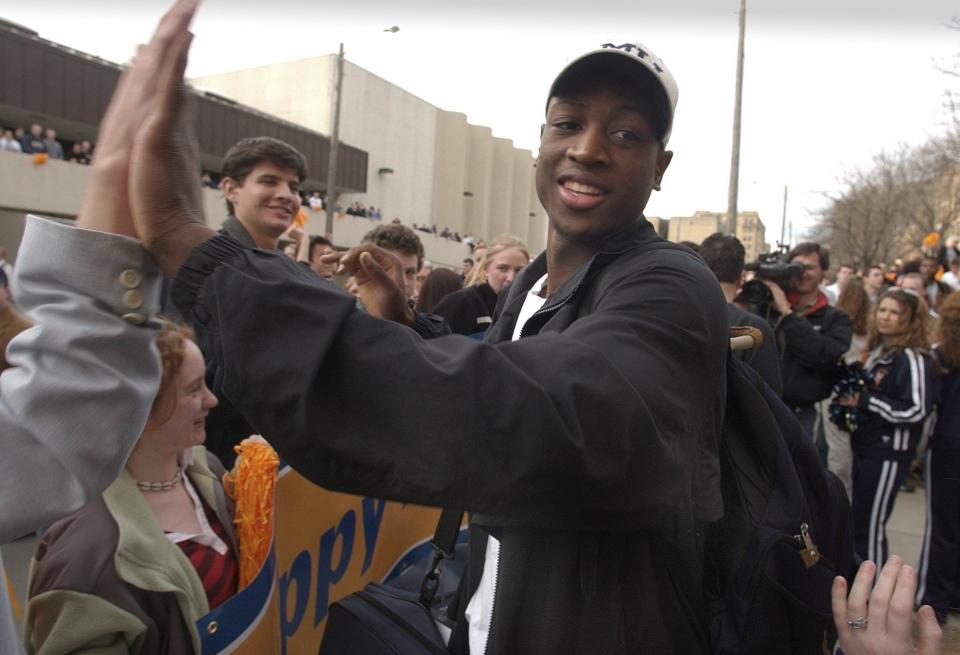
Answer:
[{"left": 704, "top": 353, "right": 854, "bottom": 654}]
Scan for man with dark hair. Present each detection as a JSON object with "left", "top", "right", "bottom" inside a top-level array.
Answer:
[
  {"left": 699, "top": 233, "right": 781, "bottom": 394},
  {"left": 360, "top": 224, "right": 424, "bottom": 300},
  {"left": 763, "top": 241, "right": 852, "bottom": 445},
  {"left": 218, "top": 136, "right": 308, "bottom": 250},
  {"left": 863, "top": 264, "right": 886, "bottom": 303},
  {"left": 304, "top": 235, "right": 336, "bottom": 279},
  {"left": 187, "top": 136, "right": 308, "bottom": 464},
  {"left": 460, "top": 257, "right": 474, "bottom": 283},
  {"left": 129, "top": 28, "right": 728, "bottom": 652}
]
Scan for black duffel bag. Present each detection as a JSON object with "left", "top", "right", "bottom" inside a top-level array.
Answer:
[{"left": 319, "top": 509, "right": 465, "bottom": 655}]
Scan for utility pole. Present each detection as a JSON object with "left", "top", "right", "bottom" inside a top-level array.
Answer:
[
  {"left": 324, "top": 43, "right": 345, "bottom": 241},
  {"left": 725, "top": 0, "right": 746, "bottom": 235},
  {"left": 779, "top": 185, "right": 788, "bottom": 246}
]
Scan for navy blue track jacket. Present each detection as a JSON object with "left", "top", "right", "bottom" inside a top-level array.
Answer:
[{"left": 853, "top": 346, "right": 935, "bottom": 460}]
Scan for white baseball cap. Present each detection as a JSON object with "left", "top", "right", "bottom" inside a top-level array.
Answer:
[{"left": 547, "top": 41, "right": 679, "bottom": 145}]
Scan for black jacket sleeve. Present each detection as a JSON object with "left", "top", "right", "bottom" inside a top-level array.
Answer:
[
  {"left": 780, "top": 310, "right": 852, "bottom": 370},
  {"left": 172, "top": 235, "right": 727, "bottom": 532}
]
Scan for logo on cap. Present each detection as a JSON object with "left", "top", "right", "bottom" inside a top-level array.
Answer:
[{"left": 601, "top": 43, "right": 664, "bottom": 74}]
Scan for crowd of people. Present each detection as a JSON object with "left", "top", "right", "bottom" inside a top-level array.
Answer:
[
  {"left": 0, "top": 2, "right": 953, "bottom": 654},
  {"left": 0, "top": 123, "right": 95, "bottom": 164},
  {"left": 696, "top": 230, "right": 960, "bottom": 633}
]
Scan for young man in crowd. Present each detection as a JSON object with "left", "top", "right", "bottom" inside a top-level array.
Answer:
[
  {"left": 304, "top": 234, "right": 336, "bottom": 280},
  {"left": 699, "top": 232, "right": 782, "bottom": 394},
  {"left": 825, "top": 263, "right": 855, "bottom": 305},
  {"left": 134, "top": 25, "right": 728, "bottom": 650},
  {"left": 900, "top": 272, "right": 940, "bottom": 319},
  {"left": 354, "top": 224, "right": 451, "bottom": 338},
  {"left": 217, "top": 136, "right": 307, "bottom": 250},
  {"left": 360, "top": 224, "right": 424, "bottom": 302},
  {"left": 187, "top": 135, "right": 308, "bottom": 464},
  {"left": 863, "top": 264, "right": 886, "bottom": 303},
  {"left": 762, "top": 242, "right": 852, "bottom": 445}
]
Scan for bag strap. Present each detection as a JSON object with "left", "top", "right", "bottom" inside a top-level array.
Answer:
[{"left": 419, "top": 508, "right": 464, "bottom": 608}]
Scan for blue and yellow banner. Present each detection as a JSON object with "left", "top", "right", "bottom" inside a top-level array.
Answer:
[{"left": 198, "top": 465, "right": 458, "bottom": 654}]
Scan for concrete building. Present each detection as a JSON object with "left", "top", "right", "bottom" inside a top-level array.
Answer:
[
  {"left": 0, "top": 20, "right": 476, "bottom": 269},
  {"left": 667, "top": 210, "right": 769, "bottom": 262},
  {"left": 193, "top": 56, "right": 548, "bottom": 254}
]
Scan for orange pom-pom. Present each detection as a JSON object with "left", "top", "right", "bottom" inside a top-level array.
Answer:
[
  {"left": 224, "top": 437, "right": 279, "bottom": 589},
  {"left": 293, "top": 207, "right": 309, "bottom": 228},
  {"left": 923, "top": 232, "right": 940, "bottom": 247}
]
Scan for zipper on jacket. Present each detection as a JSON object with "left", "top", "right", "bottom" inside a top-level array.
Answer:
[
  {"left": 517, "top": 272, "right": 590, "bottom": 339},
  {"left": 480, "top": 548, "right": 503, "bottom": 655}
]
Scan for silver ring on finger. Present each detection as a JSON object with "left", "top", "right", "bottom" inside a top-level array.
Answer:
[{"left": 846, "top": 616, "right": 868, "bottom": 630}]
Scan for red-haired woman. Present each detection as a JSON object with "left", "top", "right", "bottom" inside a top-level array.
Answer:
[{"left": 25, "top": 320, "right": 237, "bottom": 654}]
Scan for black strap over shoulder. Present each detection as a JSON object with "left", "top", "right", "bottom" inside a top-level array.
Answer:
[{"left": 419, "top": 509, "right": 464, "bottom": 608}]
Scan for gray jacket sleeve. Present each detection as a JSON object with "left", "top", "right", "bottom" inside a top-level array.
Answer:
[{"left": 0, "top": 216, "right": 161, "bottom": 543}]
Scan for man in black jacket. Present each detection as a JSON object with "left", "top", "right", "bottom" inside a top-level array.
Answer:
[
  {"left": 124, "top": 14, "right": 728, "bottom": 653},
  {"left": 699, "top": 232, "right": 782, "bottom": 395},
  {"left": 763, "top": 242, "right": 852, "bottom": 445}
]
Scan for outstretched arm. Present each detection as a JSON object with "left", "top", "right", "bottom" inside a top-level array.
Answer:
[{"left": 0, "top": 0, "right": 202, "bottom": 541}]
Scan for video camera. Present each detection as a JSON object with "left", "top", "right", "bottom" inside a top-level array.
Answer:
[{"left": 737, "top": 245, "right": 804, "bottom": 313}]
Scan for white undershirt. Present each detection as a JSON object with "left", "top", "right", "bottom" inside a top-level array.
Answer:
[
  {"left": 464, "top": 274, "right": 548, "bottom": 655},
  {"left": 164, "top": 473, "right": 229, "bottom": 555}
]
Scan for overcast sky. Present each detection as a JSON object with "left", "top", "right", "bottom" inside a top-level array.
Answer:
[{"left": 3, "top": 0, "right": 958, "bottom": 246}]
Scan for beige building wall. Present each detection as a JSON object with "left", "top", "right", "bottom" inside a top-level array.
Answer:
[
  {"left": 487, "top": 138, "right": 516, "bottom": 240},
  {"left": 668, "top": 211, "right": 723, "bottom": 245},
  {"left": 465, "top": 124, "right": 494, "bottom": 242},
  {"left": 667, "top": 209, "right": 769, "bottom": 262},
  {"left": 430, "top": 111, "right": 470, "bottom": 235},
  {"left": 195, "top": 58, "right": 439, "bottom": 228},
  {"left": 193, "top": 56, "right": 547, "bottom": 254},
  {"left": 0, "top": 151, "right": 469, "bottom": 270}
]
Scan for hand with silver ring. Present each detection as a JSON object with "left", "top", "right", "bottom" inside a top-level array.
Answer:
[
  {"left": 831, "top": 557, "right": 942, "bottom": 655},
  {"left": 847, "top": 616, "right": 868, "bottom": 630}
]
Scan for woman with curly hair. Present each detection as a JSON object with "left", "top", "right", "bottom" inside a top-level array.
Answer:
[
  {"left": 839, "top": 288, "right": 935, "bottom": 571},
  {"left": 918, "top": 293, "right": 960, "bottom": 624}
]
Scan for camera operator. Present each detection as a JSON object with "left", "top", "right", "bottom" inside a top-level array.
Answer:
[{"left": 763, "top": 242, "right": 852, "bottom": 444}]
